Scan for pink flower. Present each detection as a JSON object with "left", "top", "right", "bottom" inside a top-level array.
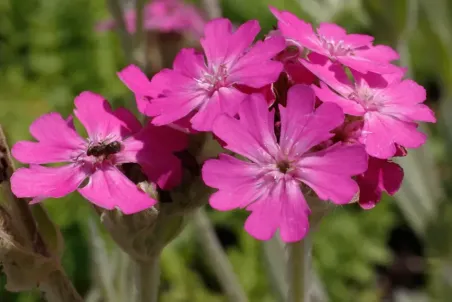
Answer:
[
  {"left": 96, "top": 0, "right": 206, "bottom": 37},
  {"left": 117, "top": 64, "right": 199, "bottom": 134},
  {"left": 270, "top": 7, "right": 401, "bottom": 74},
  {"left": 357, "top": 157, "right": 403, "bottom": 209},
  {"left": 202, "top": 85, "right": 368, "bottom": 242},
  {"left": 144, "top": 18, "right": 285, "bottom": 131},
  {"left": 303, "top": 54, "right": 436, "bottom": 159},
  {"left": 118, "top": 64, "right": 156, "bottom": 115},
  {"left": 11, "top": 92, "right": 186, "bottom": 213}
]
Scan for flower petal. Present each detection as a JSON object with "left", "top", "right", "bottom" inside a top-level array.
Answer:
[
  {"left": 29, "top": 113, "right": 83, "bottom": 145},
  {"left": 380, "top": 160, "right": 404, "bottom": 195},
  {"left": 363, "top": 113, "right": 427, "bottom": 159},
  {"left": 378, "top": 79, "right": 436, "bottom": 123},
  {"left": 146, "top": 92, "right": 205, "bottom": 127},
  {"left": 228, "top": 36, "right": 285, "bottom": 88},
  {"left": 117, "top": 64, "right": 156, "bottom": 113},
  {"left": 270, "top": 7, "right": 325, "bottom": 55},
  {"left": 145, "top": 67, "right": 206, "bottom": 126},
  {"left": 209, "top": 188, "right": 259, "bottom": 211},
  {"left": 301, "top": 53, "right": 354, "bottom": 96},
  {"left": 296, "top": 143, "right": 368, "bottom": 204},
  {"left": 74, "top": 91, "right": 138, "bottom": 141},
  {"left": 12, "top": 113, "right": 85, "bottom": 164},
  {"left": 279, "top": 181, "right": 310, "bottom": 242},
  {"left": 203, "top": 154, "right": 264, "bottom": 210},
  {"left": 317, "top": 23, "right": 346, "bottom": 40},
  {"left": 212, "top": 112, "right": 274, "bottom": 164},
  {"left": 280, "top": 85, "right": 344, "bottom": 155},
  {"left": 113, "top": 107, "right": 143, "bottom": 134},
  {"left": 191, "top": 87, "right": 247, "bottom": 132},
  {"left": 343, "top": 34, "right": 374, "bottom": 48},
  {"left": 172, "top": 48, "right": 207, "bottom": 79},
  {"left": 243, "top": 180, "right": 310, "bottom": 242},
  {"left": 201, "top": 19, "right": 260, "bottom": 67},
  {"left": 238, "top": 93, "right": 279, "bottom": 154},
  {"left": 118, "top": 123, "right": 187, "bottom": 189},
  {"left": 338, "top": 54, "right": 401, "bottom": 74},
  {"left": 357, "top": 157, "right": 403, "bottom": 209},
  {"left": 202, "top": 154, "right": 261, "bottom": 189},
  {"left": 285, "top": 61, "right": 316, "bottom": 85},
  {"left": 12, "top": 141, "right": 81, "bottom": 165},
  {"left": 312, "top": 83, "right": 365, "bottom": 116},
  {"left": 356, "top": 45, "right": 400, "bottom": 63},
  {"left": 11, "top": 164, "right": 90, "bottom": 201},
  {"left": 244, "top": 184, "right": 282, "bottom": 241},
  {"left": 78, "top": 165, "right": 156, "bottom": 214}
]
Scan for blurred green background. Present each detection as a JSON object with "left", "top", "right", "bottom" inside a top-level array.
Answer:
[{"left": 0, "top": 0, "right": 451, "bottom": 301}]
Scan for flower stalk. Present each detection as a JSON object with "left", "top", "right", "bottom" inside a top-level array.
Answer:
[
  {"left": 286, "top": 196, "right": 331, "bottom": 302},
  {"left": 136, "top": 255, "right": 161, "bottom": 302},
  {"left": 287, "top": 235, "right": 312, "bottom": 302},
  {"left": 133, "top": 0, "right": 148, "bottom": 68},
  {"left": 106, "top": 0, "right": 133, "bottom": 61},
  {"left": 192, "top": 208, "right": 247, "bottom": 302},
  {"left": 202, "top": 0, "right": 222, "bottom": 19}
]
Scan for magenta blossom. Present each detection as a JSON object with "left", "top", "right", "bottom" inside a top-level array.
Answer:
[
  {"left": 270, "top": 7, "right": 401, "bottom": 74},
  {"left": 202, "top": 85, "right": 368, "bottom": 242},
  {"left": 303, "top": 54, "right": 436, "bottom": 159},
  {"left": 144, "top": 18, "right": 285, "bottom": 131},
  {"left": 118, "top": 64, "right": 156, "bottom": 115},
  {"left": 11, "top": 92, "right": 186, "bottom": 213},
  {"left": 96, "top": 0, "right": 206, "bottom": 37},
  {"left": 357, "top": 157, "right": 403, "bottom": 209},
  {"left": 118, "top": 64, "right": 199, "bottom": 134}
]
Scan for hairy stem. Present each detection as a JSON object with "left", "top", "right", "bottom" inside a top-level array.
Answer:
[
  {"left": 40, "top": 270, "right": 84, "bottom": 302},
  {"left": 287, "top": 235, "right": 312, "bottom": 302},
  {"left": 192, "top": 208, "right": 247, "bottom": 302},
  {"left": 136, "top": 256, "right": 161, "bottom": 302},
  {"left": 263, "top": 237, "right": 288, "bottom": 302}
]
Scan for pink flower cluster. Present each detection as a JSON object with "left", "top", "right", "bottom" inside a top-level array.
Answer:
[
  {"left": 12, "top": 7, "right": 436, "bottom": 243},
  {"left": 96, "top": 0, "right": 206, "bottom": 38}
]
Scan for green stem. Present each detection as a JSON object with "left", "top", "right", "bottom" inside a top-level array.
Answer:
[
  {"left": 136, "top": 255, "right": 161, "bottom": 302},
  {"left": 134, "top": 0, "right": 146, "bottom": 47},
  {"left": 202, "top": 0, "right": 222, "bottom": 19},
  {"left": 193, "top": 208, "right": 247, "bottom": 302},
  {"left": 106, "top": 0, "right": 133, "bottom": 61},
  {"left": 287, "top": 235, "right": 312, "bottom": 302},
  {"left": 133, "top": 0, "right": 147, "bottom": 67}
]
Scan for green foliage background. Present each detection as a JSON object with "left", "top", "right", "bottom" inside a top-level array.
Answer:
[{"left": 1, "top": 0, "right": 451, "bottom": 301}]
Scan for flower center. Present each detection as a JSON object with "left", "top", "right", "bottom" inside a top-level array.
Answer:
[
  {"left": 277, "top": 160, "right": 292, "bottom": 174},
  {"left": 318, "top": 35, "right": 352, "bottom": 57},
  {"left": 349, "top": 85, "right": 382, "bottom": 111},
  {"left": 199, "top": 64, "right": 230, "bottom": 94}
]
